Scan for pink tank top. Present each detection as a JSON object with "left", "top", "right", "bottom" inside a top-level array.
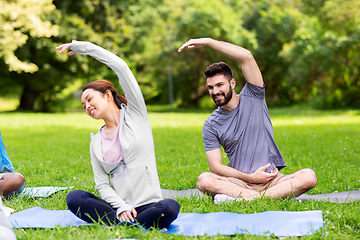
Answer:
[{"left": 100, "top": 124, "right": 123, "bottom": 163}]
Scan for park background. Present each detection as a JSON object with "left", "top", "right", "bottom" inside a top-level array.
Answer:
[
  {"left": 0, "top": 0, "right": 359, "bottom": 239},
  {"left": 1, "top": 0, "right": 360, "bottom": 111}
]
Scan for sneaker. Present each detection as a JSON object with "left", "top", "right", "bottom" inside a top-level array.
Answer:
[{"left": 214, "top": 194, "right": 237, "bottom": 204}]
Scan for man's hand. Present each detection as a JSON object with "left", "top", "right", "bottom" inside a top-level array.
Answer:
[
  {"left": 55, "top": 43, "right": 77, "bottom": 56},
  {"left": 248, "top": 163, "right": 278, "bottom": 184},
  {"left": 178, "top": 38, "right": 212, "bottom": 52},
  {"left": 178, "top": 37, "right": 263, "bottom": 87},
  {"left": 118, "top": 208, "right": 137, "bottom": 222}
]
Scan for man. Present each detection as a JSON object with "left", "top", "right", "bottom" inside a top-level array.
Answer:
[
  {"left": 178, "top": 38, "right": 317, "bottom": 203},
  {"left": 0, "top": 132, "right": 25, "bottom": 199}
]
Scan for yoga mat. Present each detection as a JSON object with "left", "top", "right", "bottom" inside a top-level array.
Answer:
[
  {"left": 162, "top": 188, "right": 360, "bottom": 203},
  {"left": 18, "top": 186, "right": 74, "bottom": 198},
  {"left": 8, "top": 207, "right": 323, "bottom": 237},
  {"left": 161, "top": 189, "right": 203, "bottom": 199},
  {"left": 167, "top": 211, "right": 323, "bottom": 237},
  {"left": 18, "top": 187, "right": 360, "bottom": 202},
  {"left": 298, "top": 190, "right": 360, "bottom": 203},
  {"left": 8, "top": 207, "right": 89, "bottom": 228}
]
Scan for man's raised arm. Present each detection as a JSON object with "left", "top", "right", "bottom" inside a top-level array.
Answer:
[{"left": 178, "top": 38, "right": 263, "bottom": 87}]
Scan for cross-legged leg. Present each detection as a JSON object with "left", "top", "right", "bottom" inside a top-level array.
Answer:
[
  {"left": 197, "top": 168, "right": 317, "bottom": 201},
  {"left": 0, "top": 172, "right": 25, "bottom": 199},
  {"left": 196, "top": 172, "right": 260, "bottom": 200},
  {"left": 66, "top": 190, "right": 118, "bottom": 226},
  {"left": 135, "top": 199, "right": 180, "bottom": 229},
  {"left": 262, "top": 168, "right": 317, "bottom": 199}
]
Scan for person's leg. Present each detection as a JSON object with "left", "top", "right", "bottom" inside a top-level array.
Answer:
[
  {"left": 66, "top": 190, "right": 118, "bottom": 226},
  {"left": 262, "top": 168, "right": 317, "bottom": 199},
  {"left": 0, "top": 198, "right": 16, "bottom": 240},
  {"left": 197, "top": 172, "right": 260, "bottom": 200},
  {"left": 0, "top": 226, "right": 16, "bottom": 240},
  {"left": 0, "top": 172, "right": 25, "bottom": 199},
  {"left": 134, "top": 199, "right": 180, "bottom": 229}
]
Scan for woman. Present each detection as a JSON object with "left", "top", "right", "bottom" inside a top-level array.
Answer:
[{"left": 56, "top": 41, "right": 179, "bottom": 229}]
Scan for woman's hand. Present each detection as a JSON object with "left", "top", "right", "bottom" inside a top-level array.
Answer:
[
  {"left": 118, "top": 208, "right": 137, "bottom": 222},
  {"left": 55, "top": 43, "right": 77, "bottom": 56}
]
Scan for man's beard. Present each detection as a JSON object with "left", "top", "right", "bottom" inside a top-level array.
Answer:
[{"left": 212, "top": 86, "right": 233, "bottom": 107}]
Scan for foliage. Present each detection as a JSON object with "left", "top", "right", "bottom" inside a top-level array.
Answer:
[
  {"left": 0, "top": 0, "right": 59, "bottom": 73},
  {"left": 120, "top": 0, "right": 360, "bottom": 108},
  {"left": 126, "top": 0, "right": 257, "bottom": 106},
  {"left": 242, "top": 0, "right": 303, "bottom": 105},
  {"left": 281, "top": 0, "right": 360, "bottom": 108},
  {"left": 0, "top": 0, "right": 60, "bottom": 110},
  {"left": 0, "top": 0, "right": 136, "bottom": 111},
  {"left": 0, "top": 0, "right": 360, "bottom": 111}
]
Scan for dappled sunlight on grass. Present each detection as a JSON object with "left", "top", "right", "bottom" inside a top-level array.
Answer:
[
  {"left": 149, "top": 112, "right": 209, "bottom": 128},
  {"left": 272, "top": 114, "right": 360, "bottom": 126},
  {"left": 0, "top": 112, "right": 103, "bottom": 130},
  {"left": 270, "top": 107, "right": 360, "bottom": 126}
]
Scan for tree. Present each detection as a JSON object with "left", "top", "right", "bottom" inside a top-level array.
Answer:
[
  {"left": 0, "top": 0, "right": 59, "bottom": 108},
  {"left": 242, "top": 0, "right": 303, "bottom": 105},
  {"left": 0, "top": 0, "right": 59, "bottom": 73},
  {"left": 2, "top": 0, "right": 359, "bottom": 111},
  {"left": 0, "top": 0, "right": 136, "bottom": 111},
  {"left": 281, "top": 0, "right": 360, "bottom": 108},
  {"left": 125, "top": 0, "right": 257, "bottom": 107}
]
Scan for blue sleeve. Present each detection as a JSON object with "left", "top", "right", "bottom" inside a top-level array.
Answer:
[{"left": 0, "top": 132, "right": 15, "bottom": 173}]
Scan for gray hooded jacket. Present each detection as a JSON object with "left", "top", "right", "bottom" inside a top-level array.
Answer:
[{"left": 71, "top": 41, "right": 163, "bottom": 217}]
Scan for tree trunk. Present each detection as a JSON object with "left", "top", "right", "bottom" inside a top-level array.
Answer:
[{"left": 18, "top": 83, "right": 38, "bottom": 111}]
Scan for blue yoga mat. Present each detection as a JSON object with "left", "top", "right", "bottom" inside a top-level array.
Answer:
[
  {"left": 8, "top": 207, "right": 323, "bottom": 237},
  {"left": 8, "top": 207, "right": 89, "bottom": 228},
  {"left": 167, "top": 211, "right": 323, "bottom": 237},
  {"left": 18, "top": 186, "right": 74, "bottom": 198}
]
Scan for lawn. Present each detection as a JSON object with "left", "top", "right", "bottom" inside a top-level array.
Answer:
[{"left": 0, "top": 107, "right": 359, "bottom": 239}]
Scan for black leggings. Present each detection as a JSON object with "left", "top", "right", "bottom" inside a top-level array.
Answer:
[{"left": 66, "top": 190, "right": 180, "bottom": 229}]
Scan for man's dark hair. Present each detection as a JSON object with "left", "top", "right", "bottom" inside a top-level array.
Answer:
[{"left": 204, "top": 62, "right": 233, "bottom": 81}]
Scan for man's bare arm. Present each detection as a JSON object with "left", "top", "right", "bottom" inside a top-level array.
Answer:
[
  {"left": 206, "top": 149, "right": 277, "bottom": 184},
  {"left": 178, "top": 38, "right": 263, "bottom": 87}
]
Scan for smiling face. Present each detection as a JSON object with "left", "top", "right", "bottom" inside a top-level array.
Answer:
[
  {"left": 206, "top": 74, "right": 235, "bottom": 107},
  {"left": 81, "top": 88, "right": 110, "bottom": 119}
]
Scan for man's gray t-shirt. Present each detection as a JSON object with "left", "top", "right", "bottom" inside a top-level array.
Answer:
[{"left": 203, "top": 82, "right": 286, "bottom": 174}]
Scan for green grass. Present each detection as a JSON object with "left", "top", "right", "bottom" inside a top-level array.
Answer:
[{"left": 0, "top": 107, "right": 359, "bottom": 239}]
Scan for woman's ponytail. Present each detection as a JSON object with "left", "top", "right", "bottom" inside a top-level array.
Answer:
[
  {"left": 82, "top": 80, "right": 127, "bottom": 109},
  {"left": 113, "top": 94, "right": 127, "bottom": 109}
]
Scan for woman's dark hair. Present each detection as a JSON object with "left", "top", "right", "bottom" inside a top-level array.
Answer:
[
  {"left": 82, "top": 80, "right": 127, "bottom": 109},
  {"left": 204, "top": 62, "right": 233, "bottom": 81}
]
